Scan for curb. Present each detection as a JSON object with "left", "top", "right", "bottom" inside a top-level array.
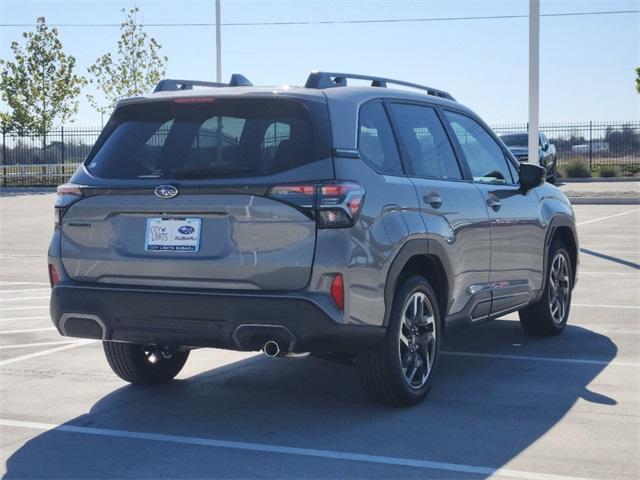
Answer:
[
  {"left": 561, "top": 177, "right": 639, "bottom": 183},
  {"left": 568, "top": 197, "right": 640, "bottom": 205},
  {"left": 0, "top": 187, "right": 57, "bottom": 196}
]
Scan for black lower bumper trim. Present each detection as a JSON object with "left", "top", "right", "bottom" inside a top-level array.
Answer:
[{"left": 50, "top": 283, "right": 385, "bottom": 353}]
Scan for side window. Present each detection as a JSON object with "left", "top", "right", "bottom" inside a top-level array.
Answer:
[
  {"left": 505, "top": 154, "right": 519, "bottom": 183},
  {"left": 444, "top": 111, "right": 514, "bottom": 184},
  {"left": 358, "top": 102, "right": 403, "bottom": 175},
  {"left": 388, "top": 104, "right": 461, "bottom": 180},
  {"left": 540, "top": 133, "right": 548, "bottom": 149}
]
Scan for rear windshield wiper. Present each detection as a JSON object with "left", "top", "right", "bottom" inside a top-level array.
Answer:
[{"left": 172, "top": 166, "right": 254, "bottom": 179}]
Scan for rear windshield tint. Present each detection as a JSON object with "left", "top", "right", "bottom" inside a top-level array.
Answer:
[{"left": 86, "top": 98, "right": 328, "bottom": 179}]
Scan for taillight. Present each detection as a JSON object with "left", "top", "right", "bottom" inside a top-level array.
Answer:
[
  {"left": 48, "top": 264, "right": 60, "bottom": 287},
  {"left": 55, "top": 183, "right": 84, "bottom": 225},
  {"left": 330, "top": 274, "right": 344, "bottom": 310},
  {"left": 267, "top": 181, "right": 364, "bottom": 228},
  {"left": 316, "top": 182, "right": 364, "bottom": 228},
  {"left": 267, "top": 184, "right": 316, "bottom": 209}
]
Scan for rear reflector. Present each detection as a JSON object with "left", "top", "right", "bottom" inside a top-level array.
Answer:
[
  {"left": 330, "top": 274, "right": 344, "bottom": 311},
  {"left": 48, "top": 264, "right": 60, "bottom": 287}
]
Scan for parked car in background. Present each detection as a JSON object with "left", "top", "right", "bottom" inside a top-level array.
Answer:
[
  {"left": 500, "top": 132, "right": 557, "bottom": 183},
  {"left": 571, "top": 142, "right": 610, "bottom": 155}
]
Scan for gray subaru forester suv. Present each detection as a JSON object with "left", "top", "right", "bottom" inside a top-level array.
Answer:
[{"left": 48, "top": 72, "right": 578, "bottom": 406}]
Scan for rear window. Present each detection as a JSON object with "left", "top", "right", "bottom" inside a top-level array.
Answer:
[
  {"left": 500, "top": 133, "right": 528, "bottom": 147},
  {"left": 87, "top": 98, "right": 328, "bottom": 179}
]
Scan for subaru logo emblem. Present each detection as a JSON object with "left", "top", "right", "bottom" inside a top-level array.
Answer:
[
  {"left": 178, "top": 225, "right": 195, "bottom": 235},
  {"left": 154, "top": 185, "right": 178, "bottom": 199}
]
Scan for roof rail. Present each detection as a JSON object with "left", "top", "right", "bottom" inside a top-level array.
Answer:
[
  {"left": 304, "top": 71, "right": 455, "bottom": 101},
  {"left": 153, "top": 74, "right": 253, "bottom": 93}
]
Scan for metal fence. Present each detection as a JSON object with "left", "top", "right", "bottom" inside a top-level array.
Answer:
[
  {"left": 492, "top": 121, "right": 640, "bottom": 176},
  {"left": 2, "top": 121, "right": 639, "bottom": 187},
  {"left": 1, "top": 127, "right": 100, "bottom": 187}
]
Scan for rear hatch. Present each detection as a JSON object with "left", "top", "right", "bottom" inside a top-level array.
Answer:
[{"left": 60, "top": 95, "right": 333, "bottom": 290}]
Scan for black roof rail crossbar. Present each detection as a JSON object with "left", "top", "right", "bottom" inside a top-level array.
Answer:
[
  {"left": 154, "top": 74, "right": 253, "bottom": 93},
  {"left": 304, "top": 71, "right": 455, "bottom": 101}
]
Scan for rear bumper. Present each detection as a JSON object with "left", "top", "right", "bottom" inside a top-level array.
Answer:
[{"left": 50, "top": 282, "right": 385, "bottom": 353}]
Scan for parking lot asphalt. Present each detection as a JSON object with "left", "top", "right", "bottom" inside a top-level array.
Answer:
[{"left": 0, "top": 193, "right": 638, "bottom": 479}]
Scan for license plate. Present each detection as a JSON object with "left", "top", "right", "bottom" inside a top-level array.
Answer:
[{"left": 145, "top": 218, "right": 202, "bottom": 252}]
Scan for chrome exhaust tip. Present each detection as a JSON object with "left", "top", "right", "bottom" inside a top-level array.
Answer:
[{"left": 263, "top": 340, "right": 281, "bottom": 357}]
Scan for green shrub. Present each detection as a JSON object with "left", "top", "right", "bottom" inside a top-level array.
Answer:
[
  {"left": 618, "top": 163, "right": 640, "bottom": 177},
  {"left": 597, "top": 165, "right": 619, "bottom": 178},
  {"left": 560, "top": 161, "right": 591, "bottom": 178}
]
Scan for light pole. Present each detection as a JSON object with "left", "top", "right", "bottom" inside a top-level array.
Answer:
[
  {"left": 216, "top": 0, "right": 221, "bottom": 82},
  {"left": 528, "top": 0, "right": 540, "bottom": 165}
]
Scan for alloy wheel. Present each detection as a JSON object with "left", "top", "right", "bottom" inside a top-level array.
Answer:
[
  {"left": 548, "top": 252, "right": 570, "bottom": 324},
  {"left": 398, "top": 292, "right": 437, "bottom": 389}
]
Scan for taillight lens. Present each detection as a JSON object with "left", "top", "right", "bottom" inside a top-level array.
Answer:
[
  {"left": 55, "top": 183, "right": 84, "bottom": 224},
  {"left": 267, "top": 184, "right": 316, "bottom": 209},
  {"left": 330, "top": 274, "right": 344, "bottom": 310},
  {"left": 316, "top": 182, "right": 364, "bottom": 228},
  {"left": 267, "top": 181, "right": 364, "bottom": 228},
  {"left": 48, "top": 264, "right": 60, "bottom": 287}
]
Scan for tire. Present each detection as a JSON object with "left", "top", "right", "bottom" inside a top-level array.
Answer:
[
  {"left": 519, "top": 240, "right": 572, "bottom": 336},
  {"left": 357, "top": 275, "right": 442, "bottom": 406},
  {"left": 103, "top": 341, "right": 190, "bottom": 385},
  {"left": 547, "top": 161, "right": 558, "bottom": 184}
]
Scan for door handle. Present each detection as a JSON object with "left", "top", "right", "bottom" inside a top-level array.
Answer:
[
  {"left": 424, "top": 193, "right": 443, "bottom": 209},
  {"left": 486, "top": 196, "right": 502, "bottom": 211}
]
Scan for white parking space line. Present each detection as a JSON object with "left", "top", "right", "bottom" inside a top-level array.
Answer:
[
  {"left": 578, "top": 271, "right": 639, "bottom": 275},
  {"left": 0, "top": 340, "right": 96, "bottom": 366},
  {"left": 579, "top": 223, "right": 640, "bottom": 227},
  {"left": 576, "top": 208, "right": 640, "bottom": 226},
  {"left": 580, "top": 249, "right": 640, "bottom": 254},
  {"left": 573, "top": 303, "right": 640, "bottom": 310},
  {"left": 0, "top": 418, "right": 592, "bottom": 480},
  {"left": 0, "top": 296, "right": 50, "bottom": 303},
  {"left": 0, "top": 340, "right": 85, "bottom": 350},
  {"left": 0, "top": 327, "right": 56, "bottom": 334},
  {"left": 0, "top": 288, "right": 50, "bottom": 294},
  {"left": 442, "top": 351, "right": 639, "bottom": 368},
  {"left": 578, "top": 234, "right": 639, "bottom": 238},
  {"left": 0, "top": 282, "right": 49, "bottom": 286},
  {"left": 0, "top": 316, "right": 50, "bottom": 323},
  {"left": 0, "top": 305, "right": 49, "bottom": 312}
]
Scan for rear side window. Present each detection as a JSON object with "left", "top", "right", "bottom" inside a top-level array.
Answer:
[
  {"left": 388, "top": 104, "right": 461, "bottom": 180},
  {"left": 87, "top": 98, "right": 327, "bottom": 179},
  {"left": 444, "top": 111, "right": 514, "bottom": 184},
  {"left": 358, "top": 102, "right": 403, "bottom": 175}
]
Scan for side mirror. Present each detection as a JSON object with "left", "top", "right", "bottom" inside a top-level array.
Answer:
[{"left": 519, "top": 163, "right": 545, "bottom": 190}]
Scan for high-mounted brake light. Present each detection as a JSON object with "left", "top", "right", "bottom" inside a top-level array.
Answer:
[
  {"left": 55, "top": 183, "right": 84, "bottom": 225},
  {"left": 267, "top": 181, "right": 364, "bottom": 228},
  {"left": 173, "top": 97, "right": 217, "bottom": 103}
]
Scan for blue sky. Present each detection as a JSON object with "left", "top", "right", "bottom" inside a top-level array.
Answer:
[{"left": 1, "top": 0, "right": 639, "bottom": 126}]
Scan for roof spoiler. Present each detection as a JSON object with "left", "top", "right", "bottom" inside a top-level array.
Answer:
[
  {"left": 153, "top": 74, "right": 253, "bottom": 93},
  {"left": 304, "top": 71, "right": 455, "bottom": 101}
]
